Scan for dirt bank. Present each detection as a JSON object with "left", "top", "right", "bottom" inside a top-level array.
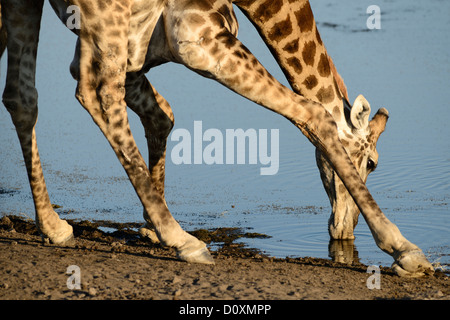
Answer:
[{"left": 0, "top": 215, "right": 448, "bottom": 301}]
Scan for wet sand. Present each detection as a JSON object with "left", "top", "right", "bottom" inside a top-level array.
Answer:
[{"left": 0, "top": 216, "right": 448, "bottom": 301}]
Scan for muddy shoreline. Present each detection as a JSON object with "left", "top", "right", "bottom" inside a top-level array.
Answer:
[{"left": 0, "top": 215, "right": 448, "bottom": 300}]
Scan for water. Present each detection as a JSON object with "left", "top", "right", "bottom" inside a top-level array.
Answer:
[{"left": 1, "top": 0, "right": 448, "bottom": 270}]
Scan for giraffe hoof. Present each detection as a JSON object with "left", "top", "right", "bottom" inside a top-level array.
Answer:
[
  {"left": 42, "top": 232, "right": 75, "bottom": 246},
  {"left": 58, "top": 233, "right": 75, "bottom": 246},
  {"left": 41, "top": 220, "right": 74, "bottom": 246},
  {"left": 177, "top": 245, "right": 215, "bottom": 264},
  {"left": 176, "top": 237, "right": 215, "bottom": 264},
  {"left": 392, "top": 249, "right": 434, "bottom": 277}
]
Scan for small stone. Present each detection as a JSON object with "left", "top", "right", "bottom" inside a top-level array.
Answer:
[
  {"left": 88, "top": 287, "right": 97, "bottom": 296},
  {"left": 174, "top": 289, "right": 182, "bottom": 297},
  {"left": 172, "top": 276, "right": 182, "bottom": 284},
  {"left": 218, "top": 284, "right": 228, "bottom": 291}
]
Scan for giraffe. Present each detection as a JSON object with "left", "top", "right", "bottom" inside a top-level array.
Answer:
[
  {"left": 0, "top": 0, "right": 434, "bottom": 277},
  {"left": 235, "top": 0, "right": 388, "bottom": 242}
]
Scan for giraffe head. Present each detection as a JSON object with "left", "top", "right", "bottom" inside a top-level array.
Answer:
[{"left": 316, "top": 94, "right": 389, "bottom": 239}]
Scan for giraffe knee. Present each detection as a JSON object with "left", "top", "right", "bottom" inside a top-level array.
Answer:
[
  {"left": 175, "top": 37, "right": 214, "bottom": 72},
  {"left": 98, "top": 83, "right": 126, "bottom": 111},
  {"left": 75, "top": 78, "right": 126, "bottom": 119},
  {"left": 168, "top": 22, "right": 226, "bottom": 74}
]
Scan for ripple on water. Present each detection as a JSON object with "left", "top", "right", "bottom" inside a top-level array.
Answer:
[{"left": 235, "top": 204, "right": 449, "bottom": 269}]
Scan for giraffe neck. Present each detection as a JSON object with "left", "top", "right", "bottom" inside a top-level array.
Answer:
[{"left": 234, "top": 0, "right": 350, "bottom": 127}]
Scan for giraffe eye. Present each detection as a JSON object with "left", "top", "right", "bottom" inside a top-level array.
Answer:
[{"left": 367, "top": 159, "right": 376, "bottom": 171}]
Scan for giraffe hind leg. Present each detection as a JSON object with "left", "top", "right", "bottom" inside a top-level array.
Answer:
[
  {"left": 2, "top": 0, "right": 73, "bottom": 244},
  {"left": 124, "top": 74, "right": 214, "bottom": 263},
  {"left": 73, "top": 6, "right": 213, "bottom": 264},
  {"left": 125, "top": 73, "right": 175, "bottom": 244}
]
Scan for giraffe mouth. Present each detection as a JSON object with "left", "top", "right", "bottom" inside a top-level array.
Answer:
[{"left": 328, "top": 200, "right": 360, "bottom": 240}]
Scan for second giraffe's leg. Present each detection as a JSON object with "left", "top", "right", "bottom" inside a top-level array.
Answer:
[
  {"left": 74, "top": 8, "right": 213, "bottom": 264},
  {"left": 2, "top": 0, "right": 73, "bottom": 244},
  {"left": 124, "top": 73, "right": 174, "bottom": 244},
  {"left": 166, "top": 5, "right": 433, "bottom": 276}
]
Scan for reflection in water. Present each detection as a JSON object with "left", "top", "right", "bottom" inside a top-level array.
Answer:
[{"left": 328, "top": 239, "right": 360, "bottom": 265}]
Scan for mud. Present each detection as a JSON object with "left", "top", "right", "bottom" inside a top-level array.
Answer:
[{"left": 0, "top": 215, "right": 448, "bottom": 300}]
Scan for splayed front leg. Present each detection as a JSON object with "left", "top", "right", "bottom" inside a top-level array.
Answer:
[
  {"left": 165, "top": 5, "right": 433, "bottom": 273},
  {"left": 375, "top": 228, "right": 434, "bottom": 277}
]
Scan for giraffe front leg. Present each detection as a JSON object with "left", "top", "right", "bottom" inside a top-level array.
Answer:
[
  {"left": 166, "top": 10, "right": 433, "bottom": 275},
  {"left": 124, "top": 75, "right": 213, "bottom": 264},
  {"left": 2, "top": 0, "right": 73, "bottom": 245}
]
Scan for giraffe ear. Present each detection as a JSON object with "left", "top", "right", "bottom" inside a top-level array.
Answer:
[{"left": 350, "top": 94, "right": 371, "bottom": 130}]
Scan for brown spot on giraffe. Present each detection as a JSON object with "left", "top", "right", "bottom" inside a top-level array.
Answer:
[
  {"left": 187, "top": 13, "right": 207, "bottom": 26},
  {"left": 268, "top": 15, "right": 293, "bottom": 43},
  {"left": 217, "top": 4, "right": 237, "bottom": 29},
  {"left": 209, "top": 42, "right": 220, "bottom": 56},
  {"left": 332, "top": 105, "right": 341, "bottom": 119},
  {"left": 184, "top": 0, "right": 213, "bottom": 11},
  {"left": 316, "top": 85, "right": 335, "bottom": 104},
  {"left": 317, "top": 53, "right": 331, "bottom": 77},
  {"left": 302, "top": 74, "right": 318, "bottom": 90},
  {"left": 216, "top": 30, "right": 237, "bottom": 49},
  {"left": 253, "top": 0, "right": 283, "bottom": 22},
  {"left": 302, "top": 40, "right": 316, "bottom": 66},
  {"left": 210, "top": 12, "right": 226, "bottom": 28},
  {"left": 286, "top": 56, "right": 303, "bottom": 74},
  {"left": 283, "top": 39, "right": 299, "bottom": 54},
  {"left": 294, "top": 2, "right": 314, "bottom": 33}
]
